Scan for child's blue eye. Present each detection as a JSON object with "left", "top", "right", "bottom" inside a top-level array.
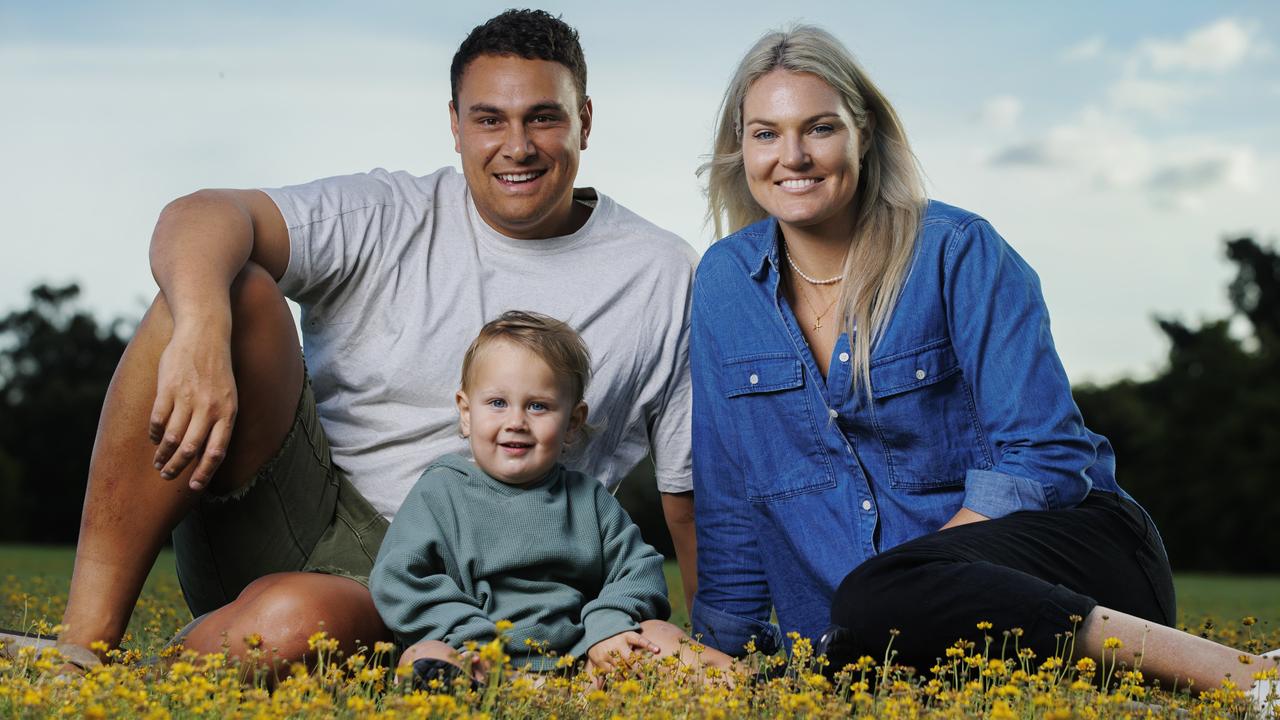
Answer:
[
  {"left": 488, "top": 398, "right": 507, "bottom": 409},
  {"left": 528, "top": 401, "right": 548, "bottom": 412}
]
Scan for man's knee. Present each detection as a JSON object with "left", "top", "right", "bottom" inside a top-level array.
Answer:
[
  {"left": 185, "top": 574, "right": 340, "bottom": 658},
  {"left": 229, "top": 262, "right": 282, "bottom": 309},
  {"left": 223, "top": 262, "right": 297, "bottom": 361}
]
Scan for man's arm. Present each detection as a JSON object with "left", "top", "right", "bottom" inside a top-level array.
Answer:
[
  {"left": 147, "top": 189, "right": 289, "bottom": 489},
  {"left": 660, "top": 491, "right": 697, "bottom": 616}
]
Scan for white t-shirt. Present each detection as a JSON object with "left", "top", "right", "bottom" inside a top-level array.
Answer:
[{"left": 264, "top": 167, "right": 696, "bottom": 519}]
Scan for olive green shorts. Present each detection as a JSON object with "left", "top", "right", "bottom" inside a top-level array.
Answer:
[{"left": 172, "top": 376, "right": 390, "bottom": 618}]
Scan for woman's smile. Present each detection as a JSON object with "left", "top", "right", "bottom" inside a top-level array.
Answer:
[{"left": 775, "top": 177, "right": 824, "bottom": 192}]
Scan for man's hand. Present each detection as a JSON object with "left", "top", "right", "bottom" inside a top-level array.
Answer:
[
  {"left": 149, "top": 323, "right": 238, "bottom": 491},
  {"left": 586, "top": 631, "right": 659, "bottom": 676},
  {"left": 940, "top": 507, "right": 990, "bottom": 531},
  {"left": 145, "top": 188, "right": 288, "bottom": 491}
]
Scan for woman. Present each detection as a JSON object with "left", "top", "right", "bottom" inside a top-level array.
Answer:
[{"left": 690, "top": 24, "right": 1276, "bottom": 697}]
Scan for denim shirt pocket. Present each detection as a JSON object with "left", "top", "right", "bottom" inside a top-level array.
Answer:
[
  {"left": 720, "top": 352, "right": 836, "bottom": 503},
  {"left": 869, "top": 340, "right": 992, "bottom": 490}
]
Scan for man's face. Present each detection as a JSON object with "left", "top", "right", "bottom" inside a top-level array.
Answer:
[{"left": 451, "top": 54, "right": 592, "bottom": 240}]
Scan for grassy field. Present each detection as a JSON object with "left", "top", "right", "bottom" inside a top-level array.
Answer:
[
  {"left": 4, "top": 544, "right": 1279, "bottom": 634},
  {"left": 5, "top": 544, "right": 1280, "bottom": 719}
]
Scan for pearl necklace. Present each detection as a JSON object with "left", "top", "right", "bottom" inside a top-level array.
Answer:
[{"left": 783, "top": 243, "right": 845, "bottom": 285}]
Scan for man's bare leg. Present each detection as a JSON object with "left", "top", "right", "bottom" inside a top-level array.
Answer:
[
  {"left": 184, "top": 572, "right": 389, "bottom": 681},
  {"left": 60, "top": 263, "right": 303, "bottom": 654}
]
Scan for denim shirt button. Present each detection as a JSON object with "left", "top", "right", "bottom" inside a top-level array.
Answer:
[
  {"left": 861, "top": 500, "right": 873, "bottom": 511},
  {"left": 749, "top": 373, "right": 759, "bottom": 385},
  {"left": 827, "top": 408, "right": 838, "bottom": 419},
  {"left": 838, "top": 352, "right": 850, "bottom": 363},
  {"left": 915, "top": 368, "right": 927, "bottom": 380}
]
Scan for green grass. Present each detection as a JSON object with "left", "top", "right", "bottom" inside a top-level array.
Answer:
[
  {"left": 0, "top": 544, "right": 177, "bottom": 592},
  {"left": 1174, "top": 573, "right": 1280, "bottom": 628},
  {"left": 3, "top": 544, "right": 1277, "bottom": 639}
]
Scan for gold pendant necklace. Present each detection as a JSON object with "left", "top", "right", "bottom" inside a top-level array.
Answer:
[{"left": 798, "top": 282, "right": 839, "bottom": 331}]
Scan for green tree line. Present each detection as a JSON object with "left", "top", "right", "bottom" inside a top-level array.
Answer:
[
  {"left": 1073, "top": 237, "right": 1280, "bottom": 573},
  {"left": 3, "top": 238, "right": 1279, "bottom": 570},
  {"left": 0, "top": 285, "right": 128, "bottom": 543}
]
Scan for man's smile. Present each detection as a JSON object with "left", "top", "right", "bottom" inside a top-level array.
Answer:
[{"left": 494, "top": 170, "right": 548, "bottom": 185}]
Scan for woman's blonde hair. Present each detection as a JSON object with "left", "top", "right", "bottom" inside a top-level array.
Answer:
[{"left": 701, "top": 25, "right": 926, "bottom": 395}]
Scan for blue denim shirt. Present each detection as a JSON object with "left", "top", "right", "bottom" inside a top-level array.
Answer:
[{"left": 690, "top": 201, "right": 1127, "bottom": 656}]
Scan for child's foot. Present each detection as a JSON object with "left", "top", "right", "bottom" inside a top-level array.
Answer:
[
  {"left": 814, "top": 624, "right": 857, "bottom": 677},
  {"left": 411, "top": 657, "right": 482, "bottom": 693}
]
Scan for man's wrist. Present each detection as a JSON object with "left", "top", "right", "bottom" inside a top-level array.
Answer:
[{"left": 168, "top": 300, "right": 234, "bottom": 340}]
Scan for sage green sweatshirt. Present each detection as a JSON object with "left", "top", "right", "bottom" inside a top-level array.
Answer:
[{"left": 370, "top": 454, "right": 670, "bottom": 669}]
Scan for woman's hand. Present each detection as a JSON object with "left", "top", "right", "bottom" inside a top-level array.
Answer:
[
  {"left": 586, "top": 631, "right": 660, "bottom": 676},
  {"left": 940, "top": 507, "right": 990, "bottom": 531}
]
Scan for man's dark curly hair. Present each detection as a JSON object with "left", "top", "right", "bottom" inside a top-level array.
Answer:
[{"left": 450, "top": 9, "right": 588, "bottom": 109}]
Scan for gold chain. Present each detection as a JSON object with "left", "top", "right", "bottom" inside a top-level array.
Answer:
[{"left": 794, "top": 277, "right": 839, "bottom": 331}]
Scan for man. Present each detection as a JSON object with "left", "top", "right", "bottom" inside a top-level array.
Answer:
[{"left": 55, "top": 9, "right": 696, "bottom": 670}]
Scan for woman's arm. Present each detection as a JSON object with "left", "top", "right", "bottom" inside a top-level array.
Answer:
[
  {"left": 943, "top": 218, "right": 1097, "bottom": 520},
  {"left": 688, "top": 278, "right": 781, "bottom": 656}
]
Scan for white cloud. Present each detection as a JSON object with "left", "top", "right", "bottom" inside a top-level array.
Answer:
[
  {"left": 1106, "top": 76, "right": 1197, "bottom": 117},
  {"left": 1139, "top": 18, "right": 1255, "bottom": 72},
  {"left": 989, "top": 142, "right": 1053, "bottom": 167},
  {"left": 1063, "top": 35, "right": 1104, "bottom": 62},
  {"left": 990, "top": 107, "right": 1150, "bottom": 187},
  {"left": 988, "top": 107, "right": 1258, "bottom": 210},
  {"left": 1146, "top": 147, "right": 1257, "bottom": 210},
  {"left": 979, "top": 95, "right": 1022, "bottom": 130}
]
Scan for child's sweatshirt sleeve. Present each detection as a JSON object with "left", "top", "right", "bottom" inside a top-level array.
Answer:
[
  {"left": 578, "top": 482, "right": 673, "bottom": 651},
  {"left": 369, "top": 469, "right": 496, "bottom": 648}
]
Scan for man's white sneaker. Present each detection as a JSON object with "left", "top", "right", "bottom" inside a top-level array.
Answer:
[{"left": 1251, "top": 648, "right": 1280, "bottom": 719}]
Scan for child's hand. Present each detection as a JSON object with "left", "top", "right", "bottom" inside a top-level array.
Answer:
[{"left": 587, "top": 631, "right": 660, "bottom": 676}]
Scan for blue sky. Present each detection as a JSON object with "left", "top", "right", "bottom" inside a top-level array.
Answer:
[{"left": 2, "top": 1, "right": 1278, "bottom": 382}]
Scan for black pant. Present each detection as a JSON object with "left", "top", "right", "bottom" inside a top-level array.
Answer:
[{"left": 826, "top": 491, "right": 1175, "bottom": 670}]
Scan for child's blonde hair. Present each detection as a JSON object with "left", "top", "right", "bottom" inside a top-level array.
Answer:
[{"left": 461, "top": 310, "right": 592, "bottom": 405}]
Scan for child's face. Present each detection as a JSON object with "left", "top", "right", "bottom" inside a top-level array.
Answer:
[{"left": 456, "top": 339, "right": 587, "bottom": 486}]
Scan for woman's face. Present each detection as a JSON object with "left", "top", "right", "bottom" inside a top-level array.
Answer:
[{"left": 741, "top": 69, "right": 863, "bottom": 239}]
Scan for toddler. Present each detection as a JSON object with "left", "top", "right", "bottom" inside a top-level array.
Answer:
[{"left": 370, "top": 310, "right": 733, "bottom": 684}]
